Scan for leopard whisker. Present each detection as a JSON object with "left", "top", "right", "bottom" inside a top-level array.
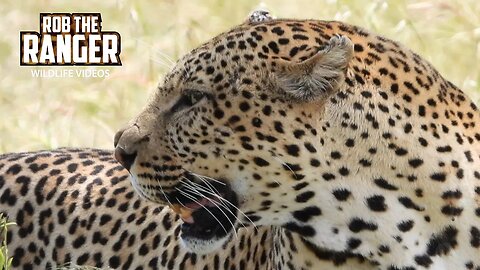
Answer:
[
  {"left": 174, "top": 187, "right": 230, "bottom": 237},
  {"left": 180, "top": 178, "right": 258, "bottom": 230},
  {"left": 151, "top": 174, "right": 173, "bottom": 207},
  {"left": 193, "top": 174, "right": 227, "bottom": 206},
  {"left": 179, "top": 185, "right": 239, "bottom": 239},
  {"left": 180, "top": 178, "right": 248, "bottom": 232},
  {"left": 188, "top": 172, "right": 226, "bottom": 186}
]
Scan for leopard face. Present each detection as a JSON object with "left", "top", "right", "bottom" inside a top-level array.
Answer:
[
  {"left": 114, "top": 17, "right": 355, "bottom": 252},
  {"left": 117, "top": 17, "right": 353, "bottom": 252},
  {"left": 114, "top": 15, "right": 480, "bottom": 269}
]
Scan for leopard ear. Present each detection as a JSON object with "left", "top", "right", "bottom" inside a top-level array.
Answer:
[
  {"left": 245, "top": 9, "right": 274, "bottom": 24},
  {"left": 276, "top": 35, "right": 354, "bottom": 101}
]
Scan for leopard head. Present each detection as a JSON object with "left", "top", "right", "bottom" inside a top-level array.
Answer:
[{"left": 114, "top": 13, "right": 354, "bottom": 253}]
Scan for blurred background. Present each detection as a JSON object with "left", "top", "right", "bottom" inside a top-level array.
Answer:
[{"left": 0, "top": 0, "right": 479, "bottom": 153}]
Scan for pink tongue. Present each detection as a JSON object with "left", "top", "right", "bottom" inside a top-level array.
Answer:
[
  {"left": 184, "top": 197, "right": 217, "bottom": 210},
  {"left": 181, "top": 197, "right": 218, "bottom": 224},
  {"left": 182, "top": 216, "right": 194, "bottom": 224}
]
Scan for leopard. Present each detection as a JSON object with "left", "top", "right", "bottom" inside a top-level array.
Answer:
[
  {"left": 1, "top": 12, "right": 375, "bottom": 270},
  {"left": 2, "top": 148, "right": 371, "bottom": 269},
  {"left": 1, "top": 10, "right": 479, "bottom": 270},
  {"left": 113, "top": 10, "right": 480, "bottom": 270}
]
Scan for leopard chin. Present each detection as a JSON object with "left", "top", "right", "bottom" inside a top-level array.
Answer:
[{"left": 180, "top": 232, "right": 232, "bottom": 254}]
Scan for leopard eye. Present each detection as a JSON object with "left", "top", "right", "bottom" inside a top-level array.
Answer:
[
  {"left": 186, "top": 90, "right": 206, "bottom": 106},
  {"left": 171, "top": 90, "right": 208, "bottom": 113}
]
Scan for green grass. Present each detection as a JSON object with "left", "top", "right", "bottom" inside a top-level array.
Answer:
[
  {"left": 0, "top": 214, "right": 106, "bottom": 270},
  {"left": 0, "top": 214, "right": 15, "bottom": 270},
  {"left": 0, "top": 0, "right": 479, "bottom": 153}
]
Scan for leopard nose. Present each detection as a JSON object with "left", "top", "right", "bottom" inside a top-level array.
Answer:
[
  {"left": 114, "top": 146, "right": 137, "bottom": 171},
  {"left": 114, "top": 128, "right": 138, "bottom": 171},
  {"left": 114, "top": 128, "right": 125, "bottom": 148}
]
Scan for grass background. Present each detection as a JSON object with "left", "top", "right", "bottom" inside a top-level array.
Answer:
[{"left": 0, "top": 0, "right": 479, "bottom": 153}]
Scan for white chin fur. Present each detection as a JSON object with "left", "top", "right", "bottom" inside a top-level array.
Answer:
[{"left": 180, "top": 234, "right": 230, "bottom": 254}]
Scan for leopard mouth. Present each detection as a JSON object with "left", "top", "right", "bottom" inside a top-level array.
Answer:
[{"left": 168, "top": 174, "right": 239, "bottom": 247}]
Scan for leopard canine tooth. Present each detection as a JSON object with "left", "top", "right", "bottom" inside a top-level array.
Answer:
[
  {"left": 179, "top": 207, "right": 193, "bottom": 219},
  {"left": 170, "top": 203, "right": 182, "bottom": 214},
  {"left": 169, "top": 204, "right": 194, "bottom": 223}
]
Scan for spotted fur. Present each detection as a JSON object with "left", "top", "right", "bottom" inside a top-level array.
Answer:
[{"left": 0, "top": 149, "right": 370, "bottom": 269}]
